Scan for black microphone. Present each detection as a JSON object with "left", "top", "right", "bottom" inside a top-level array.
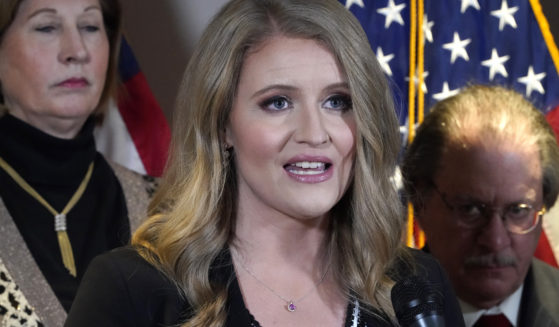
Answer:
[{"left": 391, "top": 275, "right": 445, "bottom": 327}]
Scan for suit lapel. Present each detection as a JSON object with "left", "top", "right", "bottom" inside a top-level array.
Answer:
[{"left": 517, "top": 259, "right": 559, "bottom": 327}]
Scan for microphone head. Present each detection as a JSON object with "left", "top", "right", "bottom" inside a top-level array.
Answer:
[{"left": 391, "top": 275, "right": 445, "bottom": 326}]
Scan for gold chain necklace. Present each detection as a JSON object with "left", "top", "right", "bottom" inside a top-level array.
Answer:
[{"left": 0, "top": 156, "right": 94, "bottom": 277}]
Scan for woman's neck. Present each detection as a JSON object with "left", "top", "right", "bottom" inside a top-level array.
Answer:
[
  {"left": 232, "top": 207, "right": 330, "bottom": 269},
  {"left": 0, "top": 113, "right": 96, "bottom": 184},
  {"left": 9, "top": 110, "right": 89, "bottom": 139},
  {"left": 231, "top": 209, "right": 347, "bottom": 326}
]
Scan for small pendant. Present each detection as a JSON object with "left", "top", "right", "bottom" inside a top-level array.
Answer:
[
  {"left": 287, "top": 301, "right": 296, "bottom": 312},
  {"left": 54, "top": 213, "right": 67, "bottom": 232}
]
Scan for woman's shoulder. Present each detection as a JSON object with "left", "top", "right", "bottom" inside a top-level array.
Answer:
[
  {"left": 103, "top": 159, "right": 157, "bottom": 231},
  {"left": 92, "top": 246, "right": 150, "bottom": 266},
  {"left": 65, "top": 247, "right": 186, "bottom": 327},
  {"left": 84, "top": 246, "right": 181, "bottom": 301},
  {"left": 88, "top": 246, "right": 168, "bottom": 283},
  {"left": 106, "top": 160, "right": 159, "bottom": 196}
]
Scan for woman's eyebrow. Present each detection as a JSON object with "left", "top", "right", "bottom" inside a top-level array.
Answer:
[
  {"left": 251, "top": 84, "right": 298, "bottom": 99},
  {"left": 27, "top": 5, "right": 102, "bottom": 21},
  {"left": 27, "top": 8, "right": 58, "bottom": 21}
]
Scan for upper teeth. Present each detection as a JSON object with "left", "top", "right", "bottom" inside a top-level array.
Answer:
[{"left": 293, "top": 161, "right": 325, "bottom": 169}]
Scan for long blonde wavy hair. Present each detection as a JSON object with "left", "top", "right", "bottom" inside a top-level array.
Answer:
[{"left": 133, "top": 0, "right": 405, "bottom": 325}]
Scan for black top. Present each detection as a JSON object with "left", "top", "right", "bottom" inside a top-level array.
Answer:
[
  {"left": 0, "top": 114, "right": 130, "bottom": 311},
  {"left": 66, "top": 246, "right": 465, "bottom": 326}
]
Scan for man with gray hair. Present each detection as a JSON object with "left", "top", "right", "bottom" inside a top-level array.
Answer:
[{"left": 402, "top": 84, "right": 559, "bottom": 327}]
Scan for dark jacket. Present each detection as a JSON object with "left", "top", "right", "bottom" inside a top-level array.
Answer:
[{"left": 65, "top": 246, "right": 464, "bottom": 326}]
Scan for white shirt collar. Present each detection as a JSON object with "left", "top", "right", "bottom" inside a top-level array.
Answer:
[{"left": 459, "top": 283, "right": 523, "bottom": 327}]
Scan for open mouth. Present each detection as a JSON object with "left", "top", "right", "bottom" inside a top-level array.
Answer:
[{"left": 284, "top": 161, "right": 332, "bottom": 175}]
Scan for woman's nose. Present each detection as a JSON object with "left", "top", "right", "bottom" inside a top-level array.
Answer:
[
  {"left": 58, "top": 29, "right": 90, "bottom": 64},
  {"left": 293, "top": 104, "right": 330, "bottom": 146}
]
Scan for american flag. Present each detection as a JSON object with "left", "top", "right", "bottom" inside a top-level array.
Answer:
[
  {"left": 341, "top": 0, "right": 559, "bottom": 266},
  {"left": 94, "top": 38, "right": 171, "bottom": 177}
]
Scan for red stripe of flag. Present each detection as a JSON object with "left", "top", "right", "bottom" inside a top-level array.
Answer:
[
  {"left": 117, "top": 37, "right": 170, "bottom": 177},
  {"left": 117, "top": 72, "right": 170, "bottom": 177}
]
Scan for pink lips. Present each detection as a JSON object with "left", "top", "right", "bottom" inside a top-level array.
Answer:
[
  {"left": 284, "top": 155, "right": 333, "bottom": 184},
  {"left": 57, "top": 78, "right": 89, "bottom": 88}
]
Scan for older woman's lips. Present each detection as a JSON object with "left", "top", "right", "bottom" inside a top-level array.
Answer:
[{"left": 57, "top": 78, "right": 89, "bottom": 88}]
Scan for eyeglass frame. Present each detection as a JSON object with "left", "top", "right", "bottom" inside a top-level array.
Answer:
[{"left": 430, "top": 183, "right": 546, "bottom": 235}]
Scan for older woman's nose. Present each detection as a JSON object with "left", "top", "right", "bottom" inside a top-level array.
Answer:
[{"left": 58, "top": 29, "right": 90, "bottom": 64}]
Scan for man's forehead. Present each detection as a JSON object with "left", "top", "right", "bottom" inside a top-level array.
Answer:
[
  {"left": 445, "top": 132, "right": 537, "bottom": 157},
  {"left": 446, "top": 122, "right": 538, "bottom": 152},
  {"left": 436, "top": 139, "right": 543, "bottom": 194}
]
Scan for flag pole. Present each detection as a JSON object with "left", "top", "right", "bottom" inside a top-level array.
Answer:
[{"left": 406, "top": 0, "right": 417, "bottom": 248}]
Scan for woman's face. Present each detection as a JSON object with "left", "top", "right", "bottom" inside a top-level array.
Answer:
[
  {"left": 0, "top": 0, "right": 109, "bottom": 138},
  {"left": 226, "top": 36, "right": 356, "bottom": 221}
]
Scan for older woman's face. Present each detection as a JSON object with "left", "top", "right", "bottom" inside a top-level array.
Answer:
[
  {"left": 226, "top": 36, "right": 356, "bottom": 221},
  {"left": 0, "top": 0, "right": 109, "bottom": 138}
]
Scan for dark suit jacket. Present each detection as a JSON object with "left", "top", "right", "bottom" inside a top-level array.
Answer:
[
  {"left": 423, "top": 245, "right": 559, "bottom": 326},
  {"left": 65, "top": 246, "right": 465, "bottom": 326},
  {"left": 518, "top": 258, "right": 559, "bottom": 327}
]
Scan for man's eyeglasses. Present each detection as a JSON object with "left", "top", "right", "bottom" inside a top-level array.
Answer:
[{"left": 431, "top": 184, "right": 545, "bottom": 234}]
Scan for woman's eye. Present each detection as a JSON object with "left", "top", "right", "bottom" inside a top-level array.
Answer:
[
  {"left": 81, "top": 25, "right": 101, "bottom": 33},
  {"left": 260, "top": 96, "right": 291, "bottom": 111},
  {"left": 35, "top": 25, "right": 56, "bottom": 33},
  {"left": 324, "top": 94, "right": 352, "bottom": 111}
]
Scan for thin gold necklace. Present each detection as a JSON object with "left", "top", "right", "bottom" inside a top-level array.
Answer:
[
  {"left": 234, "top": 252, "right": 330, "bottom": 312},
  {"left": 0, "top": 156, "right": 94, "bottom": 277}
]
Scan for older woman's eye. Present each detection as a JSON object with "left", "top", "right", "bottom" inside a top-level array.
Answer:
[
  {"left": 260, "top": 96, "right": 291, "bottom": 111},
  {"left": 35, "top": 25, "right": 57, "bottom": 33},
  {"left": 81, "top": 25, "right": 101, "bottom": 33},
  {"left": 324, "top": 94, "right": 352, "bottom": 111}
]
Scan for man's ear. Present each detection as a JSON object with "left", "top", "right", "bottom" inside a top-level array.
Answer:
[
  {"left": 409, "top": 183, "right": 431, "bottom": 228},
  {"left": 414, "top": 205, "right": 425, "bottom": 229},
  {"left": 409, "top": 191, "right": 428, "bottom": 229}
]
